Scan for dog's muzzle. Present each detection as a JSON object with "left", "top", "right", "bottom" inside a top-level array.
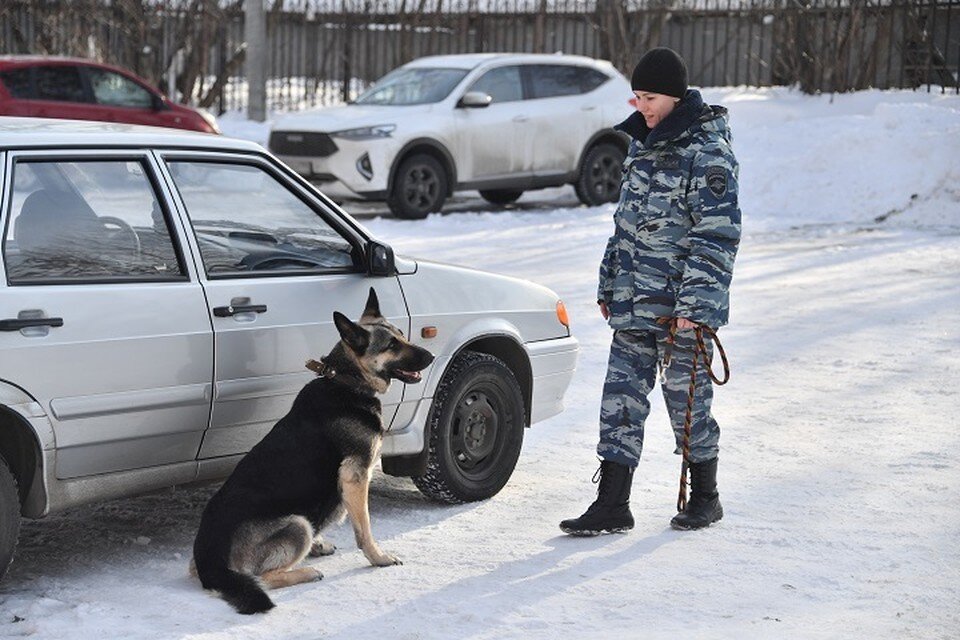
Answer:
[
  {"left": 393, "top": 348, "right": 433, "bottom": 384},
  {"left": 393, "top": 369, "right": 423, "bottom": 384}
]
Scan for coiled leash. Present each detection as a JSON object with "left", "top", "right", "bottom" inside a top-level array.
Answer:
[{"left": 657, "top": 318, "right": 730, "bottom": 513}]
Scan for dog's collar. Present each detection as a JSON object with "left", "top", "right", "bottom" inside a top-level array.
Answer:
[
  {"left": 305, "top": 358, "right": 337, "bottom": 379},
  {"left": 306, "top": 357, "right": 381, "bottom": 396}
]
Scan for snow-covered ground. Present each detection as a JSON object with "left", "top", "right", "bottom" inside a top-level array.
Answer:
[{"left": 2, "top": 88, "right": 959, "bottom": 639}]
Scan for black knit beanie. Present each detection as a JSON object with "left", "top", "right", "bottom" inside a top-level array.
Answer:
[{"left": 630, "top": 47, "right": 688, "bottom": 98}]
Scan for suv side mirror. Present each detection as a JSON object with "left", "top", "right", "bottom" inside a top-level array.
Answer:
[
  {"left": 458, "top": 92, "right": 493, "bottom": 109},
  {"left": 367, "top": 240, "right": 396, "bottom": 276}
]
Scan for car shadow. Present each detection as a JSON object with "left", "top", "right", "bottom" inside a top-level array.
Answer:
[
  {"left": 344, "top": 188, "right": 584, "bottom": 219},
  {"left": 2, "top": 469, "right": 471, "bottom": 586}
]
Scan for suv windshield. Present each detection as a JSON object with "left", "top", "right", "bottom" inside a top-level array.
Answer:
[{"left": 353, "top": 67, "right": 468, "bottom": 106}]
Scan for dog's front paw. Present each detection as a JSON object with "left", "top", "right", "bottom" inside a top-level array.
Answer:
[
  {"left": 370, "top": 552, "right": 402, "bottom": 567},
  {"left": 310, "top": 540, "right": 337, "bottom": 557},
  {"left": 309, "top": 567, "right": 324, "bottom": 582}
]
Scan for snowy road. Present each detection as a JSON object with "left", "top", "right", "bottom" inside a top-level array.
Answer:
[
  {"left": 3, "top": 213, "right": 958, "bottom": 640},
  {"left": 1, "top": 89, "right": 959, "bottom": 639}
]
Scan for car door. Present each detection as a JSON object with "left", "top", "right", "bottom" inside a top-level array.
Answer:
[
  {"left": 158, "top": 153, "right": 409, "bottom": 459},
  {"left": 80, "top": 65, "right": 168, "bottom": 127},
  {"left": 17, "top": 65, "right": 105, "bottom": 123},
  {"left": 0, "top": 150, "right": 213, "bottom": 479},
  {"left": 0, "top": 67, "right": 36, "bottom": 116},
  {"left": 521, "top": 64, "right": 608, "bottom": 175},
  {"left": 453, "top": 65, "right": 536, "bottom": 181}
]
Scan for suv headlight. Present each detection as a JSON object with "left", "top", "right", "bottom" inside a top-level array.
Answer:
[{"left": 331, "top": 124, "right": 396, "bottom": 140}]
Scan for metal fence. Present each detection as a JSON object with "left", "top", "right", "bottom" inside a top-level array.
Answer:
[{"left": 1, "top": 0, "right": 958, "bottom": 114}]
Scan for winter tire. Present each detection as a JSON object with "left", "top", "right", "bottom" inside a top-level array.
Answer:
[
  {"left": 413, "top": 351, "right": 525, "bottom": 503},
  {"left": 0, "top": 456, "right": 20, "bottom": 581},
  {"left": 387, "top": 154, "right": 448, "bottom": 219},
  {"left": 479, "top": 189, "right": 523, "bottom": 206},
  {"left": 575, "top": 143, "right": 625, "bottom": 206}
]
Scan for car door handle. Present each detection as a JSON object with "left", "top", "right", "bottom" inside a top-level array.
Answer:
[
  {"left": 513, "top": 115, "right": 529, "bottom": 122},
  {"left": 212, "top": 304, "right": 267, "bottom": 318},
  {"left": 0, "top": 317, "right": 64, "bottom": 331},
  {"left": 581, "top": 105, "right": 597, "bottom": 111}
]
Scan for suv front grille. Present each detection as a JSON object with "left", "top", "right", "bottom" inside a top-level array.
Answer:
[{"left": 269, "top": 131, "right": 339, "bottom": 157}]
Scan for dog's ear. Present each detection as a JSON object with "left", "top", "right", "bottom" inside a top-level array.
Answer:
[
  {"left": 361, "top": 287, "right": 382, "bottom": 320},
  {"left": 334, "top": 311, "right": 369, "bottom": 354}
]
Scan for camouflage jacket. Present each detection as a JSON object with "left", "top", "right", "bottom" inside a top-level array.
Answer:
[{"left": 599, "top": 89, "right": 741, "bottom": 331}]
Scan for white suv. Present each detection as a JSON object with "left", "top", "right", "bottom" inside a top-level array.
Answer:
[{"left": 269, "top": 53, "right": 632, "bottom": 218}]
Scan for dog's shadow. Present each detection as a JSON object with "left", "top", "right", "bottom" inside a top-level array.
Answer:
[{"left": 322, "top": 529, "right": 677, "bottom": 639}]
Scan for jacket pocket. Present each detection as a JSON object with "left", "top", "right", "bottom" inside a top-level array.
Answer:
[
  {"left": 646, "top": 167, "right": 688, "bottom": 219},
  {"left": 631, "top": 271, "right": 676, "bottom": 323}
]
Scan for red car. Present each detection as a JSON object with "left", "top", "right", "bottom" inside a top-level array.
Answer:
[{"left": 0, "top": 56, "right": 220, "bottom": 134}]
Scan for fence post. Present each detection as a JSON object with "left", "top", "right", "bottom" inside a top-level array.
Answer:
[
  {"left": 343, "top": 12, "right": 353, "bottom": 103},
  {"left": 534, "top": 0, "right": 547, "bottom": 53},
  {"left": 245, "top": 0, "right": 267, "bottom": 121}
]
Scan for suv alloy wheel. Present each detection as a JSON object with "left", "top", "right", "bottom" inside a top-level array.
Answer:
[
  {"left": 575, "top": 142, "right": 626, "bottom": 206},
  {"left": 387, "top": 154, "right": 449, "bottom": 219}
]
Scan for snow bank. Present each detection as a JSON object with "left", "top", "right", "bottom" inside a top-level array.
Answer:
[
  {"left": 220, "top": 86, "right": 960, "bottom": 231},
  {"left": 699, "top": 87, "right": 960, "bottom": 230}
]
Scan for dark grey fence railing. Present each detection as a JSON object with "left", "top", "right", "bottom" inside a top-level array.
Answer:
[{"left": 1, "top": 0, "right": 957, "bottom": 114}]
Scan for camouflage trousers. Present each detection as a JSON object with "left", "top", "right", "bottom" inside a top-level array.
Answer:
[{"left": 597, "top": 328, "right": 721, "bottom": 468}]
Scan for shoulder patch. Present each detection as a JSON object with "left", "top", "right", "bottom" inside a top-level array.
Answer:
[{"left": 705, "top": 165, "right": 728, "bottom": 199}]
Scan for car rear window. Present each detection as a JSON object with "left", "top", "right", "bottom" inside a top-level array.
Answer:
[
  {"left": 0, "top": 68, "right": 33, "bottom": 98},
  {"left": 528, "top": 65, "right": 610, "bottom": 99},
  {"left": 4, "top": 160, "right": 185, "bottom": 284},
  {"left": 35, "top": 66, "right": 87, "bottom": 102}
]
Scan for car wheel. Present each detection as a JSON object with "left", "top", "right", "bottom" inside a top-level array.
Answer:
[
  {"left": 479, "top": 189, "right": 523, "bottom": 206},
  {"left": 575, "top": 142, "right": 625, "bottom": 206},
  {"left": 0, "top": 456, "right": 20, "bottom": 581},
  {"left": 387, "top": 154, "right": 448, "bottom": 220},
  {"left": 413, "top": 351, "right": 525, "bottom": 503}
]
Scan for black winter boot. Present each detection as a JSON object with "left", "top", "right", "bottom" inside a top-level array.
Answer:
[
  {"left": 670, "top": 457, "right": 723, "bottom": 530},
  {"left": 560, "top": 460, "right": 635, "bottom": 536}
]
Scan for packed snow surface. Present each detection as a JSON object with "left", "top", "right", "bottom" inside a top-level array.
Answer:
[{"left": 1, "top": 88, "right": 958, "bottom": 639}]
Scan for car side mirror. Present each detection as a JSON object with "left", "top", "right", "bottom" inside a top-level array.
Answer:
[
  {"left": 367, "top": 241, "right": 396, "bottom": 276},
  {"left": 151, "top": 94, "right": 168, "bottom": 111},
  {"left": 458, "top": 92, "right": 493, "bottom": 109}
]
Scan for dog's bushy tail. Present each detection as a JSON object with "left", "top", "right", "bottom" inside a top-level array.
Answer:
[
  {"left": 212, "top": 569, "right": 276, "bottom": 615},
  {"left": 194, "top": 522, "right": 274, "bottom": 615},
  {"left": 202, "top": 566, "right": 275, "bottom": 615}
]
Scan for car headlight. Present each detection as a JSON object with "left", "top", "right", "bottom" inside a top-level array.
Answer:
[
  {"left": 197, "top": 108, "right": 221, "bottom": 134},
  {"left": 331, "top": 124, "right": 396, "bottom": 140}
]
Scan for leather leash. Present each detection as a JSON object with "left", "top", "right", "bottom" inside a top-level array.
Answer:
[{"left": 658, "top": 319, "right": 730, "bottom": 512}]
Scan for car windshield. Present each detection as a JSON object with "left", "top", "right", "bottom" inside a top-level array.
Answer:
[{"left": 353, "top": 67, "right": 469, "bottom": 106}]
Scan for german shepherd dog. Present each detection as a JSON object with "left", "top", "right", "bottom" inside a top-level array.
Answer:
[{"left": 191, "top": 288, "right": 434, "bottom": 614}]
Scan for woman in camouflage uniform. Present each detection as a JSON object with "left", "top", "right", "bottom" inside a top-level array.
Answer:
[{"left": 561, "top": 48, "right": 741, "bottom": 535}]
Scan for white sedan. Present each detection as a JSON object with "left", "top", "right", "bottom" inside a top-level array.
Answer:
[{"left": 0, "top": 118, "right": 579, "bottom": 579}]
